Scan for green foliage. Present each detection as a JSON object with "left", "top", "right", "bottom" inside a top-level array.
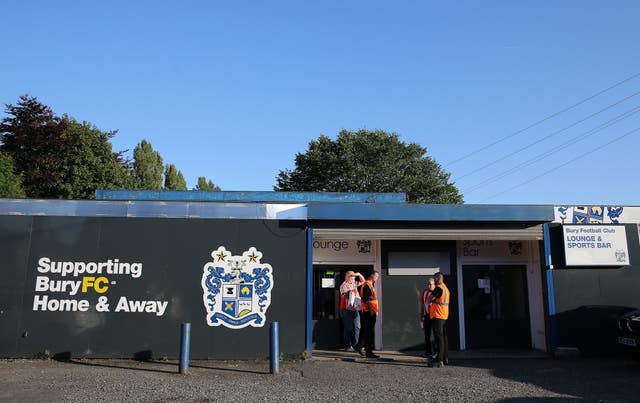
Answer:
[
  {"left": 133, "top": 140, "right": 164, "bottom": 190},
  {"left": 164, "top": 164, "right": 187, "bottom": 190},
  {"left": 275, "top": 129, "right": 463, "bottom": 203},
  {"left": 52, "top": 118, "right": 133, "bottom": 199},
  {"left": 0, "top": 151, "right": 26, "bottom": 197},
  {"left": 0, "top": 95, "right": 67, "bottom": 198},
  {"left": 0, "top": 95, "right": 132, "bottom": 199},
  {"left": 194, "top": 176, "right": 220, "bottom": 191}
]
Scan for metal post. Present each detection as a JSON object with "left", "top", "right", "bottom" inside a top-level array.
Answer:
[
  {"left": 179, "top": 322, "right": 191, "bottom": 374},
  {"left": 270, "top": 321, "right": 279, "bottom": 374}
]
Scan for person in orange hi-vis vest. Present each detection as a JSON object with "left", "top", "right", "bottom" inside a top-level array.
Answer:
[
  {"left": 429, "top": 272, "right": 450, "bottom": 368},
  {"left": 359, "top": 271, "right": 380, "bottom": 358},
  {"left": 421, "top": 277, "right": 436, "bottom": 358}
]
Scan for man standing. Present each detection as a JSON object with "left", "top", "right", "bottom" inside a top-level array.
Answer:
[
  {"left": 429, "top": 272, "right": 450, "bottom": 368},
  {"left": 339, "top": 270, "right": 364, "bottom": 353},
  {"left": 359, "top": 271, "right": 380, "bottom": 358},
  {"left": 421, "top": 277, "right": 436, "bottom": 358}
]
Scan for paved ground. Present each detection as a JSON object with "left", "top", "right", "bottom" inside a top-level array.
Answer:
[{"left": 1, "top": 353, "right": 640, "bottom": 402}]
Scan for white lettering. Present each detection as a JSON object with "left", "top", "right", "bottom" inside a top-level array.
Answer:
[
  {"left": 37, "top": 257, "right": 51, "bottom": 273},
  {"left": 32, "top": 295, "right": 89, "bottom": 312},
  {"left": 34, "top": 276, "right": 82, "bottom": 295},
  {"left": 115, "top": 296, "right": 168, "bottom": 316},
  {"left": 35, "top": 257, "right": 143, "bottom": 278}
]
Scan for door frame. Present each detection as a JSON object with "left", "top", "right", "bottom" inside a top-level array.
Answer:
[
  {"left": 456, "top": 240, "right": 546, "bottom": 351},
  {"left": 460, "top": 263, "right": 531, "bottom": 349},
  {"left": 311, "top": 239, "right": 383, "bottom": 349}
]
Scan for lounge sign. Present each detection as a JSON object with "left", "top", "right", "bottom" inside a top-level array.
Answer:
[
  {"left": 563, "top": 225, "right": 629, "bottom": 266},
  {"left": 312, "top": 239, "right": 376, "bottom": 264}
]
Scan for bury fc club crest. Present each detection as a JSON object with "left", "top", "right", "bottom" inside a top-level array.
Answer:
[{"left": 201, "top": 247, "right": 274, "bottom": 329}]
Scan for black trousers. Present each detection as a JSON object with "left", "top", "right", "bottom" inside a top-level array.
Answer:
[
  {"left": 359, "top": 311, "right": 377, "bottom": 354},
  {"left": 432, "top": 318, "right": 448, "bottom": 363},
  {"left": 423, "top": 316, "right": 434, "bottom": 355}
]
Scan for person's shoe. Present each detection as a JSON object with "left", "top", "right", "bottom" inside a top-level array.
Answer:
[
  {"left": 355, "top": 347, "right": 365, "bottom": 356},
  {"left": 444, "top": 358, "right": 449, "bottom": 365},
  {"left": 422, "top": 351, "right": 433, "bottom": 357},
  {"left": 365, "top": 353, "right": 380, "bottom": 359},
  {"left": 342, "top": 346, "right": 355, "bottom": 352},
  {"left": 429, "top": 361, "right": 444, "bottom": 368}
]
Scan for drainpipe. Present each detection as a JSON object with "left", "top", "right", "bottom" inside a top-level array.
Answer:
[{"left": 543, "top": 223, "right": 557, "bottom": 353}]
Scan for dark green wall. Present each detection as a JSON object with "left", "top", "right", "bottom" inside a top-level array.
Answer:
[
  {"left": 380, "top": 240, "right": 459, "bottom": 351},
  {"left": 549, "top": 223, "right": 640, "bottom": 354},
  {"left": 0, "top": 216, "right": 307, "bottom": 359}
]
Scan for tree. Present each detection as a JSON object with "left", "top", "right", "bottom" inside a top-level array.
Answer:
[
  {"left": 275, "top": 129, "right": 463, "bottom": 204},
  {"left": 164, "top": 164, "right": 187, "bottom": 190},
  {"left": 133, "top": 140, "right": 163, "bottom": 190},
  {"left": 54, "top": 118, "right": 134, "bottom": 199},
  {"left": 0, "top": 95, "right": 131, "bottom": 199},
  {"left": 0, "top": 151, "right": 26, "bottom": 198},
  {"left": 194, "top": 176, "right": 221, "bottom": 191},
  {"left": 0, "top": 95, "right": 67, "bottom": 197}
]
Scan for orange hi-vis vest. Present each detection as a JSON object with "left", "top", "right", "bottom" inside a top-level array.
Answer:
[
  {"left": 430, "top": 283, "right": 450, "bottom": 320},
  {"left": 359, "top": 280, "right": 378, "bottom": 314}
]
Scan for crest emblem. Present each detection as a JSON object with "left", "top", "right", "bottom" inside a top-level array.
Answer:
[
  {"left": 357, "top": 240, "right": 372, "bottom": 254},
  {"left": 508, "top": 241, "right": 523, "bottom": 256},
  {"left": 201, "top": 246, "right": 274, "bottom": 329},
  {"left": 615, "top": 249, "right": 627, "bottom": 263}
]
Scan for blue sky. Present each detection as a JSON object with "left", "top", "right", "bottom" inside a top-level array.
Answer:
[{"left": 2, "top": 1, "right": 639, "bottom": 204}]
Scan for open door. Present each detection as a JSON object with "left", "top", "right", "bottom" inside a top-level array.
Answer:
[
  {"left": 312, "top": 264, "right": 373, "bottom": 349},
  {"left": 463, "top": 265, "right": 531, "bottom": 349}
]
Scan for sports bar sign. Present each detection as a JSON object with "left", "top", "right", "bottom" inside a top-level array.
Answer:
[{"left": 563, "top": 225, "right": 629, "bottom": 266}]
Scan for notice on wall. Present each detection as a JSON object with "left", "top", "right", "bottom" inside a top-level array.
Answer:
[
  {"left": 32, "top": 257, "right": 168, "bottom": 316},
  {"left": 563, "top": 225, "right": 629, "bottom": 266}
]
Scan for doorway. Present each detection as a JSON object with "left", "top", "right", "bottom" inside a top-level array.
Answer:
[
  {"left": 312, "top": 264, "right": 373, "bottom": 349},
  {"left": 463, "top": 265, "right": 531, "bottom": 349}
]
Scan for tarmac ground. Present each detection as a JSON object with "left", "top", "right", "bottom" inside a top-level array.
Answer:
[{"left": 2, "top": 350, "right": 640, "bottom": 402}]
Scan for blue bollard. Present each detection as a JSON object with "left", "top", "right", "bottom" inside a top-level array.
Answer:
[
  {"left": 270, "top": 322, "right": 279, "bottom": 374},
  {"left": 179, "top": 322, "right": 191, "bottom": 374}
]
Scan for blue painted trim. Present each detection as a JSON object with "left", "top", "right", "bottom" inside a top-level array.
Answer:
[
  {"left": 307, "top": 203, "right": 555, "bottom": 222},
  {"left": 546, "top": 270, "right": 557, "bottom": 353},
  {"left": 96, "top": 190, "right": 406, "bottom": 204},
  {"left": 543, "top": 223, "right": 553, "bottom": 267},
  {"left": 305, "top": 226, "right": 313, "bottom": 355}
]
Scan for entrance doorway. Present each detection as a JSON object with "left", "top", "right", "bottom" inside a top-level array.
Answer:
[
  {"left": 463, "top": 265, "right": 531, "bottom": 349},
  {"left": 312, "top": 264, "right": 373, "bottom": 349}
]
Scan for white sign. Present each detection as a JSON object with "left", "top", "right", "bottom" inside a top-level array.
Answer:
[
  {"left": 563, "top": 225, "right": 629, "bottom": 266},
  {"left": 387, "top": 252, "right": 451, "bottom": 275},
  {"left": 477, "top": 278, "right": 491, "bottom": 294}
]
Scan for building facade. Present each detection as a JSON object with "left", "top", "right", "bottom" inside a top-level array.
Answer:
[{"left": 0, "top": 192, "right": 637, "bottom": 359}]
